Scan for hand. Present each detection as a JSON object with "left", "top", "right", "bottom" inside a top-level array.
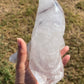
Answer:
[{"left": 15, "top": 38, "right": 70, "bottom": 84}]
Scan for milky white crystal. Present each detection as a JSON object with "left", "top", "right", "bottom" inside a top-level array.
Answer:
[{"left": 9, "top": 0, "right": 65, "bottom": 84}]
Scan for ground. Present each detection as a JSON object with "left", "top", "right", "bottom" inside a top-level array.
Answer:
[{"left": 0, "top": 0, "right": 84, "bottom": 84}]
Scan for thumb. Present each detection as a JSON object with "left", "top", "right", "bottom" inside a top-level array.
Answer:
[
  {"left": 15, "top": 38, "right": 27, "bottom": 84},
  {"left": 16, "top": 38, "right": 27, "bottom": 69}
]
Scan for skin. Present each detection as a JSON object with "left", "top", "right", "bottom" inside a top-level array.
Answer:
[{"left": 15, "top": 38, "right": 70, "bottom": 84}]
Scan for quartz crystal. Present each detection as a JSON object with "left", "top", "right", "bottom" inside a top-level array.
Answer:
[{"left": 9, "top": 0, "right": 65, "bottom": 84}]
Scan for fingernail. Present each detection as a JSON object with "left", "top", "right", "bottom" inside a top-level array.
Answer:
[{"left": 17, "top": 38, "right": 21, "bottom": 47}]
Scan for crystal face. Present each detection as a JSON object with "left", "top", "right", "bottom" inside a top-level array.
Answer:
[{"left": 9, "top": 0, "right": 65, "bottom": 84}]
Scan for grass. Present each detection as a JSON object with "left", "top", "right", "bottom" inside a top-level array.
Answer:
[
  {"left": 0, "top": 0, "right": 84, "bottom": 84},
  {"left": 76, "top": 1, "right": 84, "bottom": 11}
]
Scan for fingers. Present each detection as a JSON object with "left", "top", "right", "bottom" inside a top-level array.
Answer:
[
  {"left": 16, "top": 38, "right": 27, "bottom": 69},
  {"left": 17, "top": 38, "right": 27, "bottom": 64},
  {"left": 15, "top": 38, "right": 27, "bottom": 84},
  {"left": 62, "top": 55, "right": 70, "bottom": 66},
  {"left": 61, "top": 46, "right": 69, "bottom": 57}
]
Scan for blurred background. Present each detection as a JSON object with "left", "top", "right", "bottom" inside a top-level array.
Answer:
[{"left": 0, "top": 0, "right": 84, "bottom": 84}]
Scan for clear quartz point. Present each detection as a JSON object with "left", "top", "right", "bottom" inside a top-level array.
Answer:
[{"left": 9, "top": 0, "right": 66, "bottom": 84}]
